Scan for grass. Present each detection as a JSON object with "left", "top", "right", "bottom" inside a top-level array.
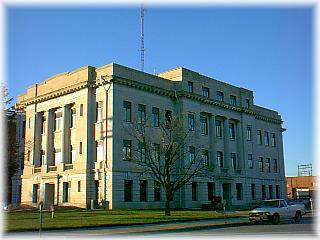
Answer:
[{"left": 5, "top": 208, "right": 248, "bottom": 232}]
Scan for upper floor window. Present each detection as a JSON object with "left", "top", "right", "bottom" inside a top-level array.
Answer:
[
  {"left": 188, "top": 113, "right": 195, "bottom": 131},
  {"left": 138, "top": 142, "right": 147, "bottom": 162},
  {"left": 152, "top": 143, "right": 160, "bottom": 162},
  {"left": 216, "top": 91, "right": 224, "bottom": 102},
  {"left": 217, "top": 151, "right": 223, "bottom": 168},
  {"left": 258, "top": 157, "right": 264, "bottom": 172},
  {"left": 246, "top": 126, "right": 252, "bottom": 141},
  {"left": 70, "top": 107, "right": 77, "bottom": 128},
  {"left": 54, "top": 110, "right": 62, "bottom": 131},
  {"left": 229, "top": 123, "right": 235, "bottom": 140},
  {"left": 200, "top": 115, "right": 208, "bottom": 135},
  {"left": 201, "top": 149, "right": 209, "bottom": 166},
  {"left": 248, "top": 154, "right": 253, "bottom": 169},
  {"left": 152, "top": 107, "right": 159, "bottom": 127},
  {"left": 245, "top": 99, "right": 250, "bottom": 108},
  {"left": 215, "top": 120, "right": 222, "bottom": 137},
  {"left": 230, "top": 95, "right": 237, "bottom": 106},
  {"left": 96, "top": 142, "right": 104, "bottom": 162},
  {"left": 96, "top": 102, "right": 103, "bottom": 123},
  {"left": 79, "top": 104, "right": 84, "bottom": 116},
  {"left": 192, "top": 182, "right": 198, "bottom": 201},
  {"left": 202, "top": 87, "right": 210, "bottom": 98},
  {"left": 123, "top": 140, "right": 132, "bottom": 160},
  {"left": 138, "top": 104, "right": 146, "bottom": 124},
  {"left": 271, "top": 133, "right": 276, "bottom": 147},
  {"left": 189, "top": 146, "right": 195, "bottom": 163},
  {"left": 79, "top": 142, "right": 83, "bottom": 155},
  {"left": 236, "top": 183, "right": 243, "bottom": 200},
  {"left": 28, "top": 117, "right": 31, "bottom": 128},
  {"left": 40, "top": 150, "right": 45, "bottom": 166},
  {"left": 54, "top": 148, "right": 62, "bottom": 165},
  {"left": 264, "top": 131, "right": 270, "bottom": 146},
  {"left": 41, "top": 114, "right": 46, "bottom": 134},
  {"left": 70, "top": 145, "right": 77, "bottom": 163},
  {"left": 273, "top": 159, "right": 278, "bottom": 173},
  {"left": 257, "top": 130, "right": 262, "bottom": 145},
  {"left": 165, "top": 110, "right": 172, "bottom": 126},
  {"left": 123, "top": 101, "right": 132, "bottom": 122},
  {"left": 266, "top": 158, "right": 271, "bottom": 172},
  {"left": 231, "top": 153, "right": 237, "bottom": 170},
  {"left": 188, "top": 81, "right": 194, "bottom": 93}
]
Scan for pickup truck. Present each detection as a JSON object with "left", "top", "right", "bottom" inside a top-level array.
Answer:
[{"left": 249, "top": 199, "right": 306, "bottom": 224}]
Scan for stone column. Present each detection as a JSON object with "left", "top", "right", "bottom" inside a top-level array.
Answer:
[
  {"left": 45, "top": 109, "right": 54, "bottom": 171},
  {"left": 61, "top": 105, "right": 70, "bottom": 170},
  {"left": 33, "top": 112, "right": 42, "bottom": 166},
  {"left": 236, "top": 120, "right": 245, "bottom": 170},
  {"left": 208, "top": 114, "right": 216, "bottom": 169},
  {"left": 223, "top": 117, "right": 230, "bottom": 169}
]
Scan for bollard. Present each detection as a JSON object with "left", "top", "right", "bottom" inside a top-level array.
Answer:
[{"left": 51, "top": 204, "right": 55, "bottom": 219}]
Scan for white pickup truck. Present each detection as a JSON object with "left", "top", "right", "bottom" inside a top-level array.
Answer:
[{"left": 249, "top": 199, "right": 306, "bottom": 224}]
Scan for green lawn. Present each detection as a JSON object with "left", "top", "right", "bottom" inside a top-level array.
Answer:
[{"left": 5, "top": 209, "right": 248, "bottom": 232}]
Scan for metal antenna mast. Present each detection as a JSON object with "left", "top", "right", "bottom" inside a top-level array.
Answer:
[{"left": 140, "top": 4, "right": 145, "bottom": 72}]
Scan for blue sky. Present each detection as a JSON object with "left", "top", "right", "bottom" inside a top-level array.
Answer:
[{"left": 6, "top": 6, "right": 312, "bottom": 176}]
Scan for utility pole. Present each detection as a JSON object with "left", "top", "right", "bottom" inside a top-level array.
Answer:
[{"left": 140, "top": 4, "right": 145, "bottom": 72}]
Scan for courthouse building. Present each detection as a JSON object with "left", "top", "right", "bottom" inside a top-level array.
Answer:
[{"left": 16, "top": 63, "right": 286, "bottom": 209}]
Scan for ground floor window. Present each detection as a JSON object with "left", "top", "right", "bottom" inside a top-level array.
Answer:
[
  {"left": 32, "top": 184, "right": 39, "bottom": 203},
  {"left": 154, "top": 181, "right": 161, "bottom": 201},
  {"left": 192, "top": 182, "right": 198, "bottom": 201},
  {"left": 124, "top": 180, "right": 133, "bottom": 202},
  {"left": 251, "top": 184, "right": 256, "bottom": 200},
  {"left": 269, "top": 185, "right": 273, "bottom": 199},
  {"left": 276, "top": 185, "right": 280, "bottom": 198},
  {"left": 63, "top": 182, "right": 70, "bottom": 202},
  {"left": 262, "top": 185, "right": 266, "bottom": 200},
  {"left": 207, "top": 182, "right": 215, "bottom": 201},
  {"left": 140, "top": 180, "right": 147, "bottom": 202},
  {"left": 236, "top": 183, "right": 243, "bottom": 200}
]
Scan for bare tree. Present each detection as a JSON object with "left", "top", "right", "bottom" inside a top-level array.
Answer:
[{"left": 126, "top": 113, "right": 212, "bottom": 216}]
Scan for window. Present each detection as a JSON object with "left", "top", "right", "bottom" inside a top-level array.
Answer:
[
  {"left": 165, "top": 110, "right": 172, "bottom": 126},
  {"left": 70, "top": 145, "right": 77, "bottom": 163},
  {"left": 188, "top": 113, "right": 195, "bottom": 131},
  {"left": 257, "top": 130, "right": 262, "bottom": 145},
  {"left": 192, "top": 182, "right": 198, "bottom": 201},
  {"left": 138, "top": 142, "right": 146, "bottom": 162},
  {"left": 271, "top": 133, "right": 276, "bottom": 147},
  {"left": 189, "top": 146, "right": 195, "bottom": 163},
  {"left": 246, "top": 126, "right": 252, "bottom": 141},
  {"left": 245, "top": 99, "right": 250, "bottom": 108},
  {"left": 251, "top": 184, "right": 256, "bottom": 200},
  {"left": 63, "top": 182, "right": 70, "bottom": 202},
  {"left": 27, "top": 150, "right": 31, "bottom": 162},
  {"left": 70, "top": 108, "right": 77, "bottom": 128},
  {"left": 231, "top": 153, "right": 237, "bottom": 170},
  {"left": 40, "top": 150, "right": 45, "bottom": 166},
  {"left": 152, "top": 107, "right": 159, "bottom": 127},
  {"left": 216, "top": 91, "right": 224, "bottom": 101},
  {"left": 202, "top": 149, "right": 209, "bottom": 166},
  {"left": 229, "top": 123, "right": 235, "bottom": 140},
  {"left": 207, "top": 182, "right": 215, "bottom": 201},
  {"left": 258, "top": 157, "right": 263, "bottom": 172},
  {"left": 138, "top": 104, "right": 146, "bottom": 124},
  {"left": 215, "top": 120, "right": 222, "bottom": 137},
  {"left": 96, "top": 142, "right": 104, "bottom": 162},
  {"left": 248, "top": 154, "right": 253, "bottom": 169},
  {"left": 264, "top": 131, "right": 269, "bottom": 146},
  {"left": 152, "top": 143, "right": 160, "bottom": 162},
  {"left": 200, "top": 115, "right": 208, "bottom": 135},
  {"left": 41, "top": 114, "right": 46, "bottom": 134},
  {"left": 217, "top": 151, "right": 223, "bottom": 168},
  {"left": 78, "top": 181, "right": 81, "bottom": 192},
  {"left": 79, "top": 142, "right": 83, "bottom": 155},
  {"left": 32, "top": 184, "right": 39, "bottom": 203},
  {"left": 28, "top": 117, "right": 31, "bottom": 128},
  {"left": 124, "top": 180, "right": 133, "bottom": 202},
  {"left": 22, "top": 120, "right": 26, "bottom": 138},
  {"left": 273, "top": 159, "right": 278, "bottom": 173},
  {"left": 269, "top": 185, "right": 273, "bottom": 199},
  {"left": 123, "top": 101, "right": 132, "bottom": 122},
  {"left": 230, "top": 95, "right": 237, "bottom": 106},
  {"left": 236, "top": 183, "right": 243, "bottom": 200},
  {"left": 140, "top": 180, "right": 147, "bottom": 202},
  {"left": 54, "top": 110, "right": 62, "bottom": 131},
  {"left": 262, "top": 185, "right": 266, "bottom": 200},
  {"left": 79, "top": 104, "right": 83, "bottom": 116},
  {"left": 202, "top": 87, "right": 210, "bottom": 98},
  {"left": 154, "top": 181, "right": 161, "bottom": 201},
  {"left": 96, "top": 102, "right": 103, "bottom": 123},
  {"left": 276, "top": 185, "right": 280, "bottom": 198},
  {"left": 54, "top": 148, "right": 62, "bottom": 165},
  {"left": 188, "top": 81, "right": 194, "bottom": 93},
  {"left": 266, "top": 158, "right": 271, "bottom": 172},
  {"left": 123, "top": 140, "right": 132, "bottom": 160}
]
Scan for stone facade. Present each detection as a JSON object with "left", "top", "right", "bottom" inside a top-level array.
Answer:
[{"left": 16, "top": 63, "right": 286, "bottom": 209}]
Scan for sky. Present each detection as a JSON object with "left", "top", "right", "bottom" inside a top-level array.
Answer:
[{"left": 6, "top": 6, "right": 313, "bottom": 176}]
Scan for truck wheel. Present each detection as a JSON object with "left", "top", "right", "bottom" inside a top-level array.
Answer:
[
  {"left": 272, "top": 214, "right": 280, "bottom": 225},
  {"left": 294, "top": 211, "right": 302, "bottom": 223}
]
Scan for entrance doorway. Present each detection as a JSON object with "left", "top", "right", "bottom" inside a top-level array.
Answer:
[
  {"left": 222, "top": 183, "right": 231, "bottom": 207},
  {"left": 44, "top": 183, "right": 55, "bottom": 207}
]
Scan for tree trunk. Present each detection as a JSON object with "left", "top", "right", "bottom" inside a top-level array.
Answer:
[{"left": 165, "top": 199, "right": 171, "bottom": 216}]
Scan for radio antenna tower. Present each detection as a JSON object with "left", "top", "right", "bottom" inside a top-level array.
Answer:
[{"left": 140, "top": 4, "right": 145, "bottom": 72}]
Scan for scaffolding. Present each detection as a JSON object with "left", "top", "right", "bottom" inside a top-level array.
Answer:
[{"left": 297, "top": 163, "right": 312, "bottom": 176}]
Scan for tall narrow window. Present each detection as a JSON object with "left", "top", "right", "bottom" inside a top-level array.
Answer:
[
  {"left": 251, "top": 184, "right": 256, "bottom": 200},
  {"left": 79, "top": 104, "right": 84, "bottom": 116},
  {"left": 138, "top": 104, "right": 146, "bottom": 124},
  {"left": 257, "top": 130, "right": 262, "bottom": 145},
  {"left": 217, "top": 151, "right": 223, "bottom": 168},
  {"left": 271, "top": 133, "right": 276, "bottom": 147},
  {"left": 96, "top": 102, "right": 103, "bottom": 123},
  {"left": 266, "top": 158, "right": 271, "bottom": 172},
  {"left": 124, "top": 180, "right": 133, "bottom": 202},
  {"left": 201, "top": 149, "right": 209, "bottom": 166},
  {"left": 188, "top": 81, "right": 194, "bottom": 93},
  {"left": 189, "top": 146, "right": 195, "bottom": 163},
  {"left": 154, "top": 181, "right": 161, "bottom": 201},
  {"left": 192, "top": 182, "right": 198, "bottom": 201},
  {"left": 215, "top": 120, "right": 222, "bottom": 137},
  {"left": 188, "top": 113, "right": 195, "bottom": 131},
  {"left": 40, "top": 150, "right": 45, "bottom": 166},
  {"left": 140, "top": 180, "right": 147, "bottom": 202},
  {"left": 70, "top": 145, "right": 77, "bottom": 163},
  {"left": 138, "top": 142, "right": 146, "bottom": 162},
  {"left": 246, "top": 126, "right": 252, "bottom": 141},
  {"left": 79, "top": 142, "right": 83, "bottom": 155},
  {"left": 236, "top": 183, "right": 243, "bottom": 200},
  {"left": 200, "top": 115, "right": 208, "bottom": 135},
  {"left": 54, "top": 110, "right": 62, "bottom": 131},
  {"left": 248, "top": 154, "right": 253, "bottom": 169},
  {"left": 202, "top": 87, "right": 210, "bottom": 98},
  {"left": 246, "top": 99, "right": 250, "bottom": 108},
  {"left": 230, "top": 95, "right": 237, "bottom": 106},
  {"left": 259, "top": 157, "right": 263, "bottom": 172},
  {"left": 152, "top": 143, "right": 160, "bottom": 162},
  {"left": 269, "top": 185, "right": 273, "bottom": 199},
  {"left": 229, "top": 123, "right": 235, "bottom": 139},
  {"left": 216, "top": 91, "right": 224, "bottom": 101},
  {"left": 96, "top": 142, "right": 104, "bottom": 162},
  {"left": 165, "top": 110, "right": 172, "bottom": 126},
  {"left": 63, "top": 182, "right": 70, "bottom": 202},
  {"left": 32, "top": 184, "right": 39, "bottom": 203},
  {"left": 207, "top": 182, "right": 215, "bottom": 201},
  {"left": 152, "top": 107, "right": 159, "bottom": 127},
  {"left": 123, "top": 101, "right": 132, "bottom": 122},
  {"left": 70, "top": 108, "right": 77, "bottom": 128},
  {"left": 262, "top": 185, "right": 266, "bottom": 200},
  {"left": 231, "top": 153, "right": 237, "bottom": 170},
  {"left": 276, "top": 185, "right": 280, "bottom": 198},
  {"left": 54, "top": 148, "right": 62, "bottom": 165},
  {"left": 41, "top": 114, "right": 46, "bottom": 134},
  {"left": 77, "top": 181, "right": 81, "bottom": 192},
  {"left": 123, "top": 140, "right": 132, "bottom": 161},
  {"left": 264, "top": 131, "right": 269, "bottom": 146},
  {"left": 273, "top": 159, "right": 278, "bottom": 173}
]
